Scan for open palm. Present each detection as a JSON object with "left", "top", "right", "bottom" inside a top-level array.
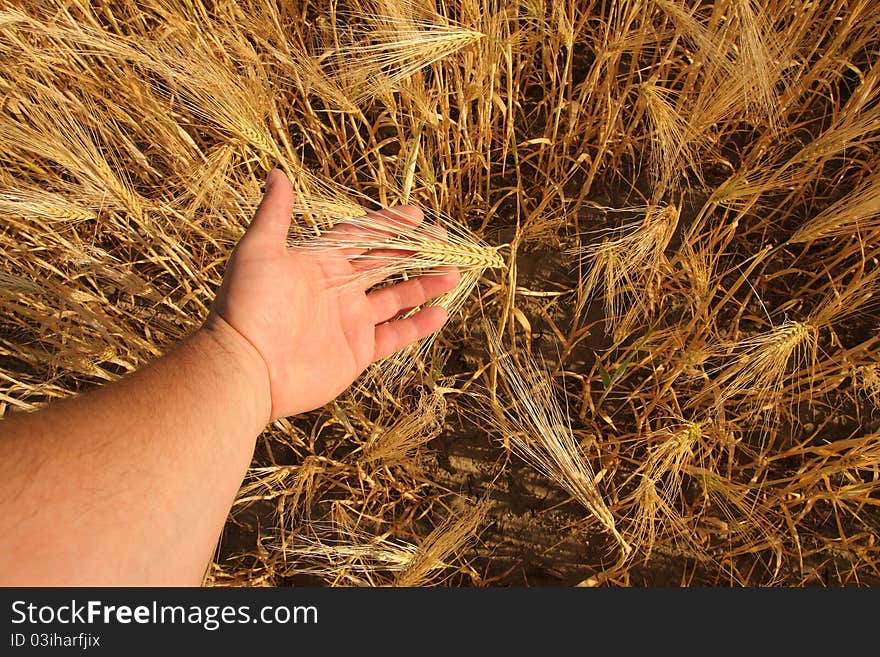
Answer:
[{"left": 207, "top": 169, "right": 459, "bottom": 420}]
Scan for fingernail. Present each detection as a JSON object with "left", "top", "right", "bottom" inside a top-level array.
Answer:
[{"left": 266, "top": 168, "right": 282, "bottom": 190}]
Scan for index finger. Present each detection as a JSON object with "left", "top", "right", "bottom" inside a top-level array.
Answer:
[{"left": 325, "top": 205, "right": 425, "bottom": 257}]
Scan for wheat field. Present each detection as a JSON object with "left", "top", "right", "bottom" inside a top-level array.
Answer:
[{"left": 2, "top": 0, "right": 880, "bottom": 586}]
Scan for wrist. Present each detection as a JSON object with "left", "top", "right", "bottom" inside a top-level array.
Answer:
[{"left": 195, "top": 315, "right": 273, "bottom": 431}]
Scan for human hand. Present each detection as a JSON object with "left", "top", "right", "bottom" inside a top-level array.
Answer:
[{"left": 204, "top": 169, "right": 460, "bottom": 423}]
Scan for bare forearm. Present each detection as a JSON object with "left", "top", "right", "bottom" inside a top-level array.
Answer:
[{"left": 0, "top": 319, "right": 269, "bottom": 585}]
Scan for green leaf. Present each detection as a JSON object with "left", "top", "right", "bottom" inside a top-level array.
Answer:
[{"left": 598, "top": 361, "right": 612, "bottom": 390}]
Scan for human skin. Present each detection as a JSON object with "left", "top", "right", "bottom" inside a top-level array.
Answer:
[{"left": 0, "top": 169, "right": 459, "bottom": 585}]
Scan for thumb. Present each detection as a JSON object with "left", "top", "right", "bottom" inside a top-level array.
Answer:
[{"left": 246, "top": 168, "right": 295, "bottom": 244}]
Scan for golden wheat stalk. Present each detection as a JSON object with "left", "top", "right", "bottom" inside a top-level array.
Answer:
[
  {"left": 328, "top": 13, "right": 485, "bottom": 102},
  {"left": 791, "top": 172, "right": 880, "bottom": 242},
  {"left": 706, "top": 169, "right": 801, "bottom": 210},
  {"left": 786, "top": 103, "right": 880, "bottom": 170},
  {"left": 271, "top": 40, "right": 359, "bottom": 113},
  {"left": 402, "top": 239, "right": 506, "bottom": 270},
  {"left": 655, "top": 0, "right": 735, "bottom": 73},
  {"left": 284, "top": 185, "right": 506, "bottom": 360},
  {"left": 573, "top": 204, "right": 678, "bottom": 336},
  {"left": 640, "top": 82, "right": 704, "bottom": 193},
  {"left": 394, "top": 503, "right": 487, "bottom": 586},
  {"left": 689, "top": 466, "right": 782, "bottom": 567},
  {"left": 234, "top": 462, "right": 322, "bottom": 509},
  {"left": 625, "top": 421, "right": 702, "bottom": 558},
  {"left": 282, "top": 167, "right": 372, "bottom": 228},
  {"left": 488, "top": 327, "right": 629, "bottom": 554},
  {"left": 0, "top": 271, "right": 44, "bottom": 295},
  {"left": 143, "top": 46, "right": 280, "bottom": 159},
  {"left": 283, "top": 522, "right": 422, "bottom": 586},
  {"left": 676, "top": 237, "right": 716, "bottom": 310},
  {"left": 0, "top": 94, "right": 144, "bottom": 219},
  {"left": 281, "top": 502, "right": 485, "bottom": 586},
  {"left": 728, "top": 0, "right": 786, "bottom": 130},
  {"left": 854, "top": 364, "right": 880, "bottom": 407},
  {"left": 17, "top": 12, "right": 283, "bottom": 160},
  {"left": 359, "top": 389, "right": 446, "bottom": 465},
  {"left": 0, "top": 189, "right": 97, "bottom": 223},
  {"left": 656, "top": 0, "right": 785, "bottom": 130},
  {"left": 695, "top": 255, "right": 878, "bottom": 418},
  {"left": 698, "top": 320, "right": 816, "bottom": 414},
  {"left": 807, "top": 266, "right": 879, "bottom": 328},
  {"left": 287, "top": 188, "right": 505, "bottom": 280}
]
